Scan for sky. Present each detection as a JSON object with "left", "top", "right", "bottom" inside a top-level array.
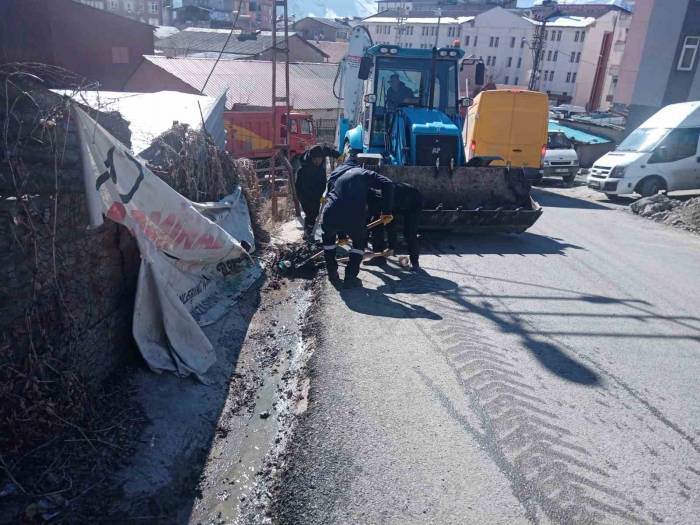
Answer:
[{"left": 288, "top": 0, "right": 376, "bottom": 20}]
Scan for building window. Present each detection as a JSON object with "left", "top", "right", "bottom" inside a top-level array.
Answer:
[
  {"left": 576, "top": 52, "right": 581, "bottom": 63},
  {"left": 544, "top": 30, "right": 548, "bottom": 40},
  {"left": 517, "top": 57, "right": 522, "bottom": 68},
  {"left": 553, "top": 51, "right": 558, "bottom": 62},
  {"left": 150, "top": 1, "right": 158, "bottom": 14},
  {"left": 549, "top": 71, "right": 554, "bottom": 81},
  {"left": 495, "top": 37, "right": 499, "bottom": 48},
  {"left": 489, "top": 36, "right": 494, "bottom": 47},
  {"left": 547, "top": 50, "right": 552, "bottom": 61},
  {"left": 566, "top": 72, "right": 571, "bottom": 82},
  {"left": 510, "top": 36, "right": 516, "bottom": 48},
  {"left": 570, "top": 51, "right": 575, "bottom": 62},
  {"left": 574, "top": 31, "right": 579, "bottom": 42},
  {"left": 474, "top": 36, "right": 478, "bottom": 47},
  {"left": 678, "top": 36, "right": 700, "bottom": 71},
  {"left": 507, "top": 56, "right": 512, "bottom": 67},
  {"left": 514, "top": 76, "right": 519, "bottom": 84},
  {"left": 486, "top": 56, "right": 491, "bottom": 66},
  {"left": 112, "top": 46, "right": 129, "bottom": 63},
  {"left": 557, "top": 30, "right": 562, "bottom": 41},
  {"left": 520, "top": 38, "right": 525, "bottom": 49},
  {"left": 504, "top": 75, "right": 509, "bottom": 84},
  {"left": 550, "top": 30, "right": 555, "bottom": 41},
  {"left": 125, "top": 1, "right": 132, "bottom": 12},
  {"left": 580, "top": 31, "right": 585, "bottom": 42},
  {"left": 109, "top": 0, "right": 118, "bottom": 8},
  {"left": 572, "top": 72, "right": 577, "bottom": 83},
  {"left": 492, "top": 56, "right": 496, "bottom": 66},
  {"left": 543, "top": 70, "right": 548, "bottom": 81},
  {"left": 464, "top": 35, "right": 470, "bottom": 46}
]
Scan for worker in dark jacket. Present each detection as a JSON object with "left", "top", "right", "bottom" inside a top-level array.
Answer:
[
  {"left": 295, "top": 144, "right": 341, "bottom": 239},
  {"left": 321, "top": 156, "right": 394, "bottom": 287},
  {"left": 369, "top": 182, "right": 423, "bottom": 271}
]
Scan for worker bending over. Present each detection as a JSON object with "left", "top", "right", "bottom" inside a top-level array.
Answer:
[
  {"left": 295, "top": 144, "right": 341, "bottom": 240},
  {"left": 369, "top": 182, "right": 423, "bottom": 271},
  {"left": 321, "top": 156, "right": 394, "bottom": 287}
]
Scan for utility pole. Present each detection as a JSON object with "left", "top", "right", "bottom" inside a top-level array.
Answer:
[
  {"left": 434, "top": 7, "right": 442, "bottom": 48},
  {"left": 528, "top": 16, "right": 546, "bottom": 91},
  {"left": 395, "top": 2, "right": 408, "bottom": 46},
  {"left": 269, "top": 0, "right": 291, "bottom": 221}
]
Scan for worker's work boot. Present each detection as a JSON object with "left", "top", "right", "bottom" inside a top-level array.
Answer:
[
  {"left": 344, "top": 251, "right": 363, "bottom": 288},
  {"left": 323, "top": 246, "right": 340, "bottom": 283}
]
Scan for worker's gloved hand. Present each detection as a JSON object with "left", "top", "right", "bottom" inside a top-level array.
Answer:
[
  {"left": 380, "top": 214, "right": 394, "bottom": 225},
  {"left": 320, "top": 196, "right": 327, "bottom": 204}
]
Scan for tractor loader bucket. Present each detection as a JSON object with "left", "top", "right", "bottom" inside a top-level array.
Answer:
[{"left": 381, "top": 166, "right": 542, "bottom": 234}]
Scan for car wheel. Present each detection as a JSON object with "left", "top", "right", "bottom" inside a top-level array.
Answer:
[
  {"left": 639, "top": 176, "right": 666, "bottom": 197},
  {"left": 563, "top": 173, "right": 576, "bottom": 186}
]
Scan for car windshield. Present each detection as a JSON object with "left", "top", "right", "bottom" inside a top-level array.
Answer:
[
  {"left": 300, "top": 119, "right": 313, "bottom": 135},
  {"left": 548, "top": 132, "right": 572, "bottom": 149},
  {"left": 617, "top": 127, "right": 670, "bottom": 152}
]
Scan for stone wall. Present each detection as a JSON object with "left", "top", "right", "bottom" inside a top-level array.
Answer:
[{"left": 0, "top": 76, "right": 141, "bottom": 391}]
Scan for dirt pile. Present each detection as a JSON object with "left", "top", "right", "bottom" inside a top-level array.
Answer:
[{"left": 630, "top": 193, "right": 700, "bottom": 233}]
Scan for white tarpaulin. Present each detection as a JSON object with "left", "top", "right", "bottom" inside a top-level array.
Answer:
[{"left": 74, "top": 105, "right": 256, "bottom": 380}]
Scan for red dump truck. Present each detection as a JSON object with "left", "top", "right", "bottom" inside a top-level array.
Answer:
[{"left": 224, "top": 108, "right": 317, "bottom": 160}]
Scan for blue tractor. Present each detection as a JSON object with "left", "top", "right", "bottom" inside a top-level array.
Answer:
[{"left": 334, "top": 31, "right": 541, "bottom": 233}]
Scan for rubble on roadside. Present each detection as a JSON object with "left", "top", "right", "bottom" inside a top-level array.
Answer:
[{"left": 630, "top": 193, "right": 700, "bottom": 233}]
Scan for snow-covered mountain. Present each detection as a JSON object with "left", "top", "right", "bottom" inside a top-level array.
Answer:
[{"left": 288, "top": 0, "right": 376, "bottom": 20}]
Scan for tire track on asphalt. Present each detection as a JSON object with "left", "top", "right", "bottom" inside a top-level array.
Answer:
[{"left": 409, "top": 298, "right": 648, "bottom": 525}]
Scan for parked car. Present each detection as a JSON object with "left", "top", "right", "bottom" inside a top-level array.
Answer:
[
  {"left": 542, "top": 131, "right": 579, "bottom": 184},
  {"left": 588, "top": 101, "right": 700, "bottom": 197},
  {"left": 463, "top": 89, "right": 548, "bottom": 183}
]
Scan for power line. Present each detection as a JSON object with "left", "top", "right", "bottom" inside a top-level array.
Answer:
[{"left": 200, "top": 0, "right": 246, "bottom": 93}]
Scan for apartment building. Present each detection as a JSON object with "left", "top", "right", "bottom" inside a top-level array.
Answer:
[
  {"left": 524, "top": 15, "right": 592, "bottom": 103},
  {"left": 363, "top": 3, "right": 633, "bottom": 106},
  {"left": 571, "top": 7, "right": 632, "bottom": 111},
  {"left": 465, "top": 7, "right": 535, "bottom": 88},
  {"left": 364, "top": 12, "right": 475, "bottom": 49},
  {"left": 615, "top": 0, "right": 700, "bottom": 132}
]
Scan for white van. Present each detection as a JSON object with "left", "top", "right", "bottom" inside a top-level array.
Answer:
[
  {"left": 542, "top": 131, "right": 579, "bottom": 184},
  {"left": 588, "top": 101, "right": 700, "bottom": 197}
]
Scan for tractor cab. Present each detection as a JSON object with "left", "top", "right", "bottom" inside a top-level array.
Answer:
[{"left": 351, "top": 45, "right": 466, "bottom": 167}]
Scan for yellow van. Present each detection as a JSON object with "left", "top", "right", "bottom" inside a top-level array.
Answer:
[{"left": 463, "top": 89, "right": 549, "bottom": 183}]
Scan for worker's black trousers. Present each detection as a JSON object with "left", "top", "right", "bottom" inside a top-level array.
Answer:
[
  {"left": 370, "top": 212, "right": 420, "bottom": 266},
  {"left": 300, "top": 200, "right": 319, "bottom": 238},
  {"left": 322, "top": 225, "right": 367, "bottom": 279}
]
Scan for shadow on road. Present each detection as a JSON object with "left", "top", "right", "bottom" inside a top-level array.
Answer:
[
  {"left": 339, "top": 282, "right": 443, "bottom": 320},
  {"left": 424, "top": 231, "right": 583, "bottom": 257},
  {"left": 362, "top": 266, "right": 601, "bottom": 385},
  {"left": 533, "top": 188, "right": 613, "bottom": 210}
]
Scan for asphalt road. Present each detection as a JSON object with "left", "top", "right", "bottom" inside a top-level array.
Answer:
[{"left": 275, "top": 188, "right": 700, "bottom": 525}]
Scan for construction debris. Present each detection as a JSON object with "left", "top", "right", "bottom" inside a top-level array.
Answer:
[{"left": 630, "top": 193, "right": 700, "bottom": 233}]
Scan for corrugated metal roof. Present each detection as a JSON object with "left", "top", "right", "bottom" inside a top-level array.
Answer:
[
  {"left": 310, "top": 41, "right": 348, "bottom": 63},
  {"left": 142, "top": 56, "right": 340, "bottom": 110},
  {"left": 305, "top": 17, "right": 352, "bottom": 30},
  {"left": 156, "top": 29, "right": 299, "bottom": 56}
]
